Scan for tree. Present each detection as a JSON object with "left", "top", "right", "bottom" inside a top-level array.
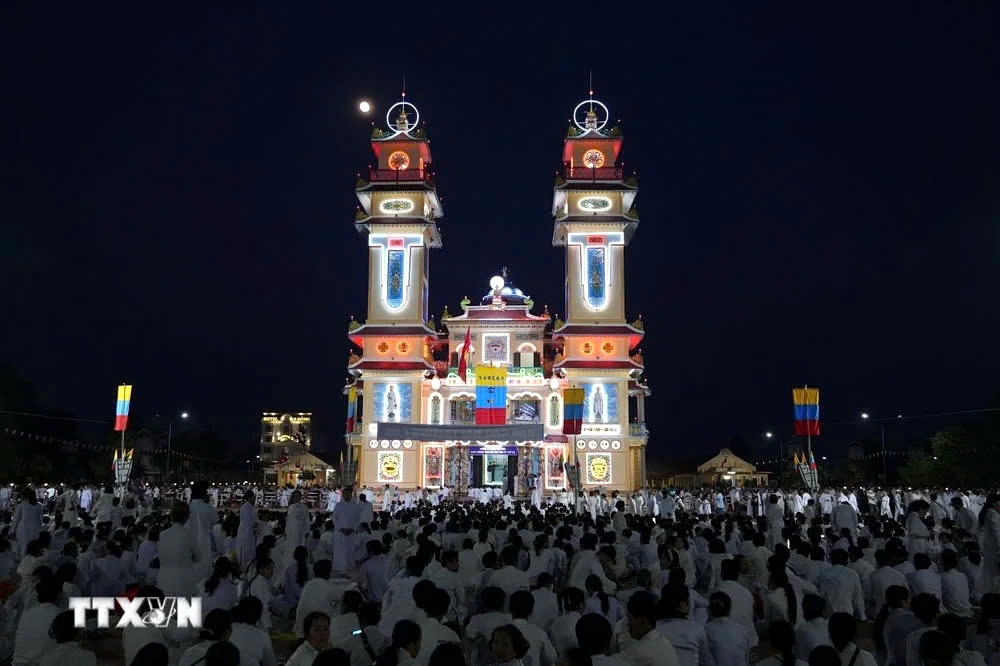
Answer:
[{"left": 899, "top": 427, "right": 995, "bottom": 487}]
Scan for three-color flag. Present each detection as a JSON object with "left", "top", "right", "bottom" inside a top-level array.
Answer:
[
  {"left": 475, "top": 367, "right": 507, "bottom": 425},
  {"left": 114, "top": 384, "right": 133, "bottom": 432},
  {"left": 563, "top": 388, "right": 584, "bottom": 435},
  {"left": 345, "top": 386, "right": 358, "bottom": 434},
  {"left": 792, "top": 387, "right": 820, "bottom": 436}
]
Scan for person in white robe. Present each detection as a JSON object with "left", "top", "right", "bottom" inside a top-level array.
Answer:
[
  {"left": 331, "top": 487, "right": 363, "bottom": 572},
  {"left": 158, "top": 501, "right": 200, "bottom": 597},
  {"left": 978, "top": 493, "right": 1000, "bottom": 596},
  {"left": 236, "top": 492, "right": 259, "bottom": 571},
  {"left": 187, "top": 481, "right": 219, "bottom": 582},
  {"left": 382, "top": 485, "right": 394, "bottom": 512},
  {"left": 11, "top": 488, "right": 42, "bottom": 559},
  {"left": 284, "top": 490, "right": 311, "bottom": 572}
]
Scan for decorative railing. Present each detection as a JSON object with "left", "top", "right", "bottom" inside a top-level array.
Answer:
[
  {"left": 368, "top": 167, "right": 433, "bottom": 183},
  {"left": 561, "top": 165, "right": 624, "bottom": 181},
  {"left": 446, "top": 366, "right": 544, "bottom": 379},
  {"left": 629, "top": 422, "right": 649, "bottom": 436}
]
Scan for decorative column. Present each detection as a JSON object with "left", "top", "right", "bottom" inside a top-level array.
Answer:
[
  {"left": 516, "top": 446, "right": 530, "bottom": 496},
  {"left": 637, "top": 394, "right": 646, "bottom": 423},
  {"left": 456, "top": 446, "right": 469, "bottom": 496}
]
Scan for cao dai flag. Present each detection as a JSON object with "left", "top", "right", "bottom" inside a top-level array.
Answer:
[
  {"left": 345, "top": 386, "right": 358, "bottom": 434},
  {"left": 792, "top": 387, "right": 820, "bottom": 436},
  {"left": 475, "top": 367, "right": 507, "bottom": 425},
  {"left": 114, "top": 384, "right": 133, "bottom": 432},
  {"left": 563, "top": 388, "right": 584, "bottom": 435}
]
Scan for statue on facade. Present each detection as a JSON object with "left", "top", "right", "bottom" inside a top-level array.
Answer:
[
  {"left": 593, "top": 386, "right": 604, "bottom": 422},
  {"left": 386, "top": 385, "right": 398, "bottom": 421}
]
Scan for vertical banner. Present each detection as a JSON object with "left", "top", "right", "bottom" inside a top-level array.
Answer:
[
  {"left": 792, "top": 387, "right": 820, "bottom": 436},
  {"left": 475, "top": 367, "right": 508, "bottom": 425},
  {"left": 563, "top": 388, "right": 584, "bottom": 435},
  {"left": 345, "top": 386, "right": 357, "bottom": 433},
  {"left": 114, "top": 384, "right": 133, "bottom": 432}
]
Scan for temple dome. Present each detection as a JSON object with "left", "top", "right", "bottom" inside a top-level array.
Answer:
[{"left": 480, "top": 271, "right": 531, "bottom": 306}]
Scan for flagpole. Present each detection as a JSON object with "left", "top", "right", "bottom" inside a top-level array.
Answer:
[{"left": 805, "top": 384, "right": 812, "bottom": 457}]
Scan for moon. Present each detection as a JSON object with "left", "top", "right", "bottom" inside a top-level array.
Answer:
[{"left": 359, "top": 100, "right": 371, "bottom": 113}]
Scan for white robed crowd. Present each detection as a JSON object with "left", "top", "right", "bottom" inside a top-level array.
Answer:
[{"left": 1, "top": 479, "right": 1000, "bottom": 666}]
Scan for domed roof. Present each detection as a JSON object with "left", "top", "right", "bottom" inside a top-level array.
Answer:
[{"left": 480, "top": 270, "right": 531, "bottom": 306}]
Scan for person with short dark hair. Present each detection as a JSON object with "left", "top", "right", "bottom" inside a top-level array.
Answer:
[
  {"left": 229, "top": 596, "right": 279, "bottom": 666},
  {"left": 416, "top": 588, "right": 460, "bottom": 664},
  {"left": 490, "top": 624, "right": 530, "bottom": 666},
  {"left": 178, "top": 609, "right": 232, "bottom": 666},
  {"left": 905, "top": 593, "right": 941, "bottom": 666},
  {"left": 793, "top": 594, "right": 831, "bottom": 662},
  {"left": 917, "top": 629, "right": 956, "bottom": 666},
  {"left": 38, "top": 609, "right": 97, "bottom": 666},
  {"left": 203, "top": 641, "right": 241, "bottom": 666},
  {"left": 816, "top": 549, "right": 865, "bottom": 621},
  {"left": 286, "top": 611, "right": 331, "bottom": 666},
  {"left": 939, "top": 550, "right": 973, "bottom": 618},
  {"left": 704, "top": 590, "right": 749, "bottom": 666},
  {"left": 509, "top": 590, "right": 557, "bottom": 666},
  {"left": 656, "top": 583, "right": 711, "bottom": 666},
  {"left": 13, "top": 577, "right": 62, "bottom": 666},
  {"left": 907, "top": 553, "right": 942, "bottom": 601},
  {"left": 806, "top": 645, "right": 841, "bottom": 666},
  {"left": 622, "top": 592, "right": 680, "bottom": 666},
  {"left": 712, "top": 556, "right": 757, "bottom": 649},
  {"left": 344, "top": 603, "right": 390, "bottom": 666},
  {"left": 828, "top": 612, "right": 876, "bottom": 666}
]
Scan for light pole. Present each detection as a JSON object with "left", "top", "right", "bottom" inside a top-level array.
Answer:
[
  {"left": 765, "top": 431, "right": 778, "bottom": 486},
  {"left": 165, "top": 411, "right": 189, "bottom": 482},
  {"left": 861, "top": 412, "right": 888, "bottom": 483}
]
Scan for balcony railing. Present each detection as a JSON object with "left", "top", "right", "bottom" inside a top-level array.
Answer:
[
  {"left": 561, "top": 164, "right": 624, "bottom": 181},
  {"left": 629, "top": 422, "right": 649, "bottom": 436},
  {"left": 368, "top": 167, "right": 433, "bottom": 184},
  {"left": 447, "top": 366, "right": 544, "bottom": 379}
]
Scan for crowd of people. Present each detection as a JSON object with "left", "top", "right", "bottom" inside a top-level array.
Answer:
[{"left": 0, "top": 479, "right": 998, "bottom": 666}]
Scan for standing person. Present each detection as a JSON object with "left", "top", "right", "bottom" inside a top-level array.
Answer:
[
  {"left": 331, "top": 487, "right": 362, "bottom": 572},
  {"left": 11, "top": 487, "right": 42, "bottom": 559},
  {"left": 236, "top": 491, "right": 258, "bottom": 571},
  {"left": 159, "top": 501, "right": 200, "bottom": 597},
  {"left": 188, "top": 481, "right": 219, "bottom": 583},
  {"left": 978, "top": 494, "right": 1000, "bottom": 596},
  {"left": 285, "top": 491, "right": 310, "bottom": 571}
]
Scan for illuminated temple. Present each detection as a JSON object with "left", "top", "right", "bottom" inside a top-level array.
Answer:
[{"left": 344, "top": 93, "right": 650, "bottom": 493}]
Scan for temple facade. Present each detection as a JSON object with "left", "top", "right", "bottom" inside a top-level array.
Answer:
[{"left": 344, "top": 93, "right": 650, "bottom": 493}]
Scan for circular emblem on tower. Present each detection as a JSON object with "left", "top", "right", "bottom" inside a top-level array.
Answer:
[{"left": 572, "top": 97, "right": 609, "bottom": 133}]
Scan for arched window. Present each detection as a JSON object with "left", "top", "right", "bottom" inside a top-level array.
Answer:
[{"left": 517, "top": 342, "right": 538, "bottom": 368}]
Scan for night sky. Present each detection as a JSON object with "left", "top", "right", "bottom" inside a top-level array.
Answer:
[{"left": 4, "top": 5, "right": 998, "bottom": 464}]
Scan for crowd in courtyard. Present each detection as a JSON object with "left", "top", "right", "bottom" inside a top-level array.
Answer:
[{"left": 0, "top": 479, "right": 998, "bottom": 666}]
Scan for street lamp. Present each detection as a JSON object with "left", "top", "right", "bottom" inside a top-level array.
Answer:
[
  {"left": 166, "top": 411, "right": 190, "bottom": 482},
  {"left": 861, "top": 411, "right": 887, "bottom": 482},
  {"left": 764, "top": 431, "right": 779, "bottom": 486}
]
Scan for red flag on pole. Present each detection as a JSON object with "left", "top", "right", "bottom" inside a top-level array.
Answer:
[{"left": 457, "top": 328, "right": 472, "bottom": 382}]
